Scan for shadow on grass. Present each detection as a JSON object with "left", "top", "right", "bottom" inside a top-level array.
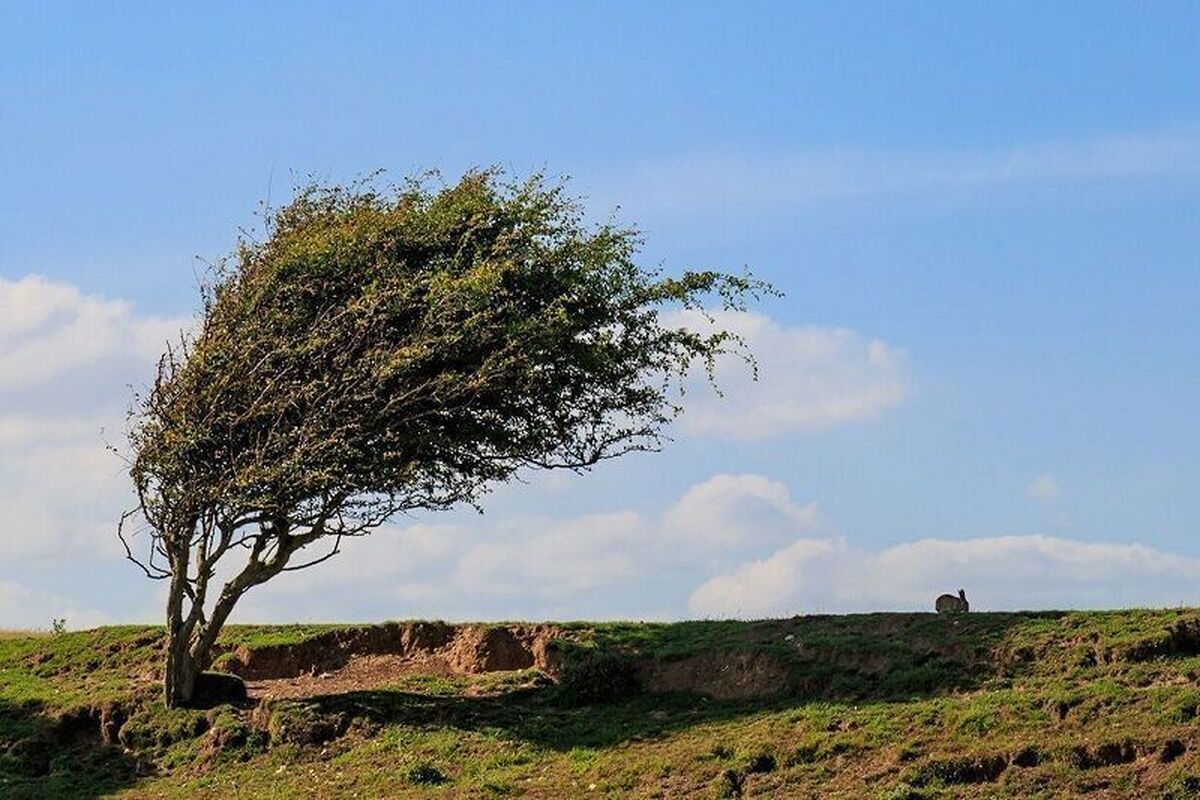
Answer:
[
  {"left": 296, "top": 612, "right": 1076, "bottom": 751},
  {"left": 309, "top": 685, "right": 793, "bottom": 751},
  {"left": 0, "top": 697, "right": 139, "bottom": 800}
]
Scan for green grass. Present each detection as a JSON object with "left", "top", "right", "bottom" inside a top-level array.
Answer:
[{"left": 6, "top": 610, "right": 1200, "bottom": 797}]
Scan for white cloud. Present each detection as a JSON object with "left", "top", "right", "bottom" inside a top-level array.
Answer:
[
  {"left": 0, "top": 275, "right": 181, "bottom": 393},
  {"left": 601, "top": 126, "right": 1200, "bottom": 220},
  {"left": 240, "top": 473, "right": 820, "bottom": 620},
  {"left": 671, "top": 310, "right": 908, "bottom": 439},
  {"left": 0, "top": 276, "right": 187, "bottom": 566},
  {"left": 0, "top": 579, "right": 111, "bottom": 630},
  {"left": 663, "top": 473, "right": 818, "bottom": 548},
  {"left": 10, "top": 276, "right": 1189, "bottom": 627},
  {"left": 687, "top": 537, "right": 841, "bottom": 619},
  {"left": 690, "top": 533, "right": 1200, "bottom": 618}
]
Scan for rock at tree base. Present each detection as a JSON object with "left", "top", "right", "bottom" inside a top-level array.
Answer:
[{"left": 189, "top": 672, "right": 247, "bottom": 708}]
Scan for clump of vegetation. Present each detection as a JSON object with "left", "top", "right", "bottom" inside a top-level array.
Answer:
[
  {"left": 117, "top": 707, "right": 208, "bottom": 752},
  {"left": 714, "top": 768, "right": 744, "bottom": 799},
  {"left": 194, "top": 710, "right": 269, "bottom": 767},
  {"left": 262, "top": 700, "right": 347, "bottom": 747},
  {"left": 906, "top": 752, "right": 1009, "bottom": 786},
  {"left": 557, "top": 649, "right": 641, "bottom": 705},
  {"left": 405, "top": 761, "right": 448, "bottom": 785}
]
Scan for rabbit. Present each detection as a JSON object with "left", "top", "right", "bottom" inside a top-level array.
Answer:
[{"left": 935, "top": 589, "right": 969, "bottom": 614}]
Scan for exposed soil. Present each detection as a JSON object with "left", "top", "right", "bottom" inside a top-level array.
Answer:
[
  {"left": 245, "top": 654, "right": 448, "bottom": 699},
  {"left": 232, "top": 624, "right": 803, "bottom": 702},
  {"left": 638, "top": 650, "right": 792, "bottom": 700},
  {"left": 224, "top": 623, "right": 562, "bottom": 699}
]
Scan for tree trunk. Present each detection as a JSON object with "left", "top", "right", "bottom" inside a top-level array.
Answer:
[
  {"left": 159, "top": 521, "right": 305, "bottom": 706},
  {"left": 164, "top": 623, "right": 199, "bottom": 707}
]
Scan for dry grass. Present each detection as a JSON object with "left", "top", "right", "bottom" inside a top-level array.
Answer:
[{"left": 0, "top": 629, "right": 48, "bottom": 640}]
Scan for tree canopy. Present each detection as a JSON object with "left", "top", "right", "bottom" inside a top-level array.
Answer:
[{"left": 124, "top": 170, "right": 768, "bottom": 705}]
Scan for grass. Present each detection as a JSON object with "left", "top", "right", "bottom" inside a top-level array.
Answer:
[{"left": 5, "top": 610, "right": 1200, "bottom": 797}]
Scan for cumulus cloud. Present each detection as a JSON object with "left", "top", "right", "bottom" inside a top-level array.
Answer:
[
  {"left": 670, "top": 310, "right": 908, "bottom": 439},
  {"left": 0, "top": 276, "right": 187, "bottom": 566},
  {"left": 9, "top": 276, "right": 1184, "bottom": 627},
  {"left": 239, "top": 473, "right": 821, "bottom": 621},
  {"left": 663, "top": 474, "right": 818, "bottom": 548},
  {"left": 249, "top": 469, "right": 1200, "bottom": 623},
  {"left": 0, "top": 275, "right": 181, "bottom": 394},
  {"left": 690, "top": 533, "right": 1200, "bottom": 618}
]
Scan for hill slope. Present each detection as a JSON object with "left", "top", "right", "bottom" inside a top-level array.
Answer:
[{"left": 5, "top": 610, "right": 1200, "bottom": 798}]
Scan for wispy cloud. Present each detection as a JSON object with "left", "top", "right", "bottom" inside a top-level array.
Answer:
[{"left": 597, "top": 126, "right": 1200, "bottom": 220}]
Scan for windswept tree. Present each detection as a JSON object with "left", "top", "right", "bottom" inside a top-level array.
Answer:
[{"left": 123, "top": 170, "right": 767, "bottom": 707}]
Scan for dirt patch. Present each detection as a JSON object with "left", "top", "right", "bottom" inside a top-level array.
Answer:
[
  {"left": 227, "top": 623, "right": 562, "bottom": 698},
  {"left": 638, "top": 650, "right": 791, "bottom": 700},
  {"left": 246, "top": 654, "right": 450, "bottom": 699}
]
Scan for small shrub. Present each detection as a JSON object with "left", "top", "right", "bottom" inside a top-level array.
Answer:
[
  {"left": 909, "top": 753, "right": 1007, "bottom": 786},
  {"left": 265, "top": 701, "right": 347, "bottom": 746},
  {"left": 744, "top": 752, "right": 776, "bottom": 773},
  {"left": 557, "top": 650, "right": 640, "bottom": 706},
  {"left": 714, "top": 768, "right": 743, "bottom": 798},
  {"left": 882, "top": 784, "right": 935, "bottom": 800},
  {"left": 1011, "top": 745, "right": 1042, "bottom": 768},
  {"left": 1161, "top": 738, "right": 1187, "bottom": 763},
  {"left": 50, "top": 619, "right": 67, "bottom": 636},
  {"left": 406, "top": 761, "right": 448, "bottom": 785},
  {"left": 196, "top": 710, "right": 269, "bottom": 766}
]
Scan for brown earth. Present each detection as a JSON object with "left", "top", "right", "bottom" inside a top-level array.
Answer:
[
  {"left": 226, "top": 623, "right": 804, "bottom": 702},
  {"left": 222, "top": 623, "right": 563, "bottom": 699},
  {"left": 637, "top": 649, "right": 793, "bottom": 700}
]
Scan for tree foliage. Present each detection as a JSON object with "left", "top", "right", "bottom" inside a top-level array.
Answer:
[{"left": 123, "top": 170, "right": 768, "bottom": 705}]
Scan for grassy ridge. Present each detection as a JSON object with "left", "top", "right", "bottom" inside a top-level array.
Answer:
[{"left": 4, "top": 610, "right": 1200, "bottom": 797}]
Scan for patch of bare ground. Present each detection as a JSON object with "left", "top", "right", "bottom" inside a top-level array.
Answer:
[
  {"left": 227, "top": 623, "right": 562, "bottom": 699},
  {"left": 638, "top": 650, "right": 792, "bottom": 700}
]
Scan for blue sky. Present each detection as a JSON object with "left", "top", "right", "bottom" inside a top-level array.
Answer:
[{"left": 2, "top": 3, "right": 1200, "bottom": 626}]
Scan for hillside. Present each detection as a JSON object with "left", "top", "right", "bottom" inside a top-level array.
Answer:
[{"left": 5, "top": 610, "right": 1200, "bottom": 798}]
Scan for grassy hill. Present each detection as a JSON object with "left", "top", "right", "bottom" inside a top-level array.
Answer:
[{"left": 5, "top": 610, "right": 1200, "bottom": 798}]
